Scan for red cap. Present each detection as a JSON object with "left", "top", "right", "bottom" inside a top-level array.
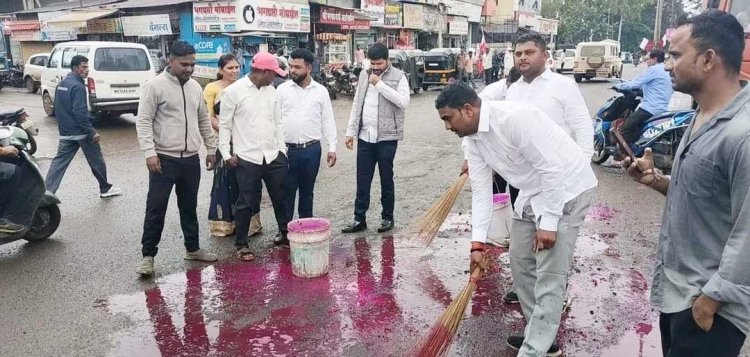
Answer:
[{"left": 252, "top": 52, "right": 286, "bottom": 77}]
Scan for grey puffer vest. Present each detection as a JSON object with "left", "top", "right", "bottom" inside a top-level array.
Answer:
[{"left": 352, "top": 66, "right": 406, "bottom": 142}]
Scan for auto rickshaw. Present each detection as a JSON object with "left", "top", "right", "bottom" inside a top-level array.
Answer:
[
  {"left": 421, "top": 48, "right": 458, "bottom": 92},
  {"left": 388, "top": 49, "right": 424, "bottom": 94},
  {"left": 404, "top": 49, "right": 425, "bottom": 94}
]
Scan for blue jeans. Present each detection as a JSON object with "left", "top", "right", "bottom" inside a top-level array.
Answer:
[
  {"left": 354, "top": 139, "right": 398, "bottom": 223},
  {"left": 285, "top": 141, "right": 322, "bottom": 219},
  {"left": 45, "top": 138, "right": 112, "bottom": 194}
]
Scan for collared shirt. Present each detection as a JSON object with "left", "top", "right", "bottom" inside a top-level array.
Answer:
[
  {"left": 346, "top": 72, "right": 410, "bottom": 143},
  {"left": 465, "top": 100, "right": 598, "bottom": 242},
  {"left": 482, "top": 53, "right": 493, "bottom": 69},
  {"left": 651, "top": 85, "right": 750, "bottom": 334},
  {"left": 479, "top": 78, "right": 510, "bottom": 101},
  {"left": 615, "top": 63, "right": 673, "bottom": 116},
  {"left": 277, "top": 79, "right": 338, "bottom": 152},
  {"left": 505, "top": 69, "right": 594, "bottom": 157},
  {"left": 218, "top": 76, "right": 285, "bottom": 164}
]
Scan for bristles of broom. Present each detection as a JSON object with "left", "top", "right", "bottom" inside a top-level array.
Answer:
[
  {"left": 414, "top": 173, "right": 469, "bottom": 246},
  {"left": 414, "top": 267, "right": 483, "bottom": 357}
]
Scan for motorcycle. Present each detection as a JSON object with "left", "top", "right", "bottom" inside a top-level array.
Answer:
[
  {"left": 0, "top": 126, "right": 62, "bottom": 245},
  {"left": 592, "top": 87, "right": 694, "bottom": 173},
  {"left": 7, "top": 65, "right": 25, "bottom": 89},
  {"left": 0, "top": 107, "right": 38, "bottom": 155},
  {"left": 333, "top": 64, "right": 359, "bottom": 97}
]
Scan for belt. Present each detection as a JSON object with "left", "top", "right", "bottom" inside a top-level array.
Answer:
[{"left": 286, "top": 140, "right": 320, "bottom": 149}]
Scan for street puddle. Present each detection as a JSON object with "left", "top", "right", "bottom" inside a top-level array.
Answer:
[{"left": 102, "top": 213, "right": 660, "bottom": 356}]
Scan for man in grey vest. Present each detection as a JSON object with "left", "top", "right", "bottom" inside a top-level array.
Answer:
[{"left": 343, "top": 43, "right": 409, "bottom": 234}]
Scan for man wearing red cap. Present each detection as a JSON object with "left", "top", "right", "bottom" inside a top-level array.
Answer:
[{"left": 219, "top": 52, "right": 291, "bottom": 261}]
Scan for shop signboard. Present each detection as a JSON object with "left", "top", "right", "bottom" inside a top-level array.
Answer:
[
  {"left": 193, "top": 1, "right": 238, "bottom": 33},
  {"left": 86, "top": 18, "right": 122, "bottom": 34},
  {"left": 194, "top": 64, "right": 218, "bottom": 79},
  {"left": 422, "top": 6, "right": 444, "bottom": 33},
  {"left": 402, "top": 3, "right": 424, "bottom": 29},
  {"left": 448, "top": 17, "right": 468, "bottom": 35},
  {"left": 187, "top": 37, "right": 231, "bottom": 63},
  {"left": 361, "top": 0, "right": 385, "bottom": 27},
  {"left": 39, "top": 11, "right": 78, "bottom": 41},
  {"left": 320, "top": 6, "right": 370, "bottom": 30},
  {"left": 515, "top": 0, "right": 541, "bottom": 15},
  {"left": 384, "top": 1, "right": 402, "bottom": 28},
  {"left": 121, "top": 14, "right": 172, "bottom": 37},
  {"left": 236, "top": 0, "right": 310, "bottom": 33},
  {"left": 467, "top": 4, "right": 482, "bottom": 22},
  {"left": 537, "top": 17, "right": 558, "bottom": 35},
  {"left": 443, "top": 0, "right": 469, "bottom": 17}
]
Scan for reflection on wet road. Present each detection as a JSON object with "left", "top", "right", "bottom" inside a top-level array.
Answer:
[{"left": 103, "top": 211, "right": 660, "bottom": 357}]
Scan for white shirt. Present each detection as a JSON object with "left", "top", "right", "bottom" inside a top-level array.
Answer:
[
  {"left": 505, "top": 69, "right": 594, "bottom": 157},
  {"left": 482, "top": 52, "right": 493, "bottom": 69},
  {"left": 346, "top": 73, "right": 410, "bottom": 143},
  {"left": 277, "top": 79, "right": 338, "bottom": 153},
  {"left": 479, "top": 78, "right": 510, "bottom": 101},
  {"left": 218, "top": 76, "right": 286, "bottom": 164},
  {"left": 465, "top": 100, "right": 597, "bottom": 242}
]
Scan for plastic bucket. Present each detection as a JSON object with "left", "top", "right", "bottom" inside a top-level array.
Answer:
[
  {"left": 287, "top": 218, "right": 331, "bottom": 278},
  {"left": 487, "top": 193, "right": 513, "bottom": 242}
]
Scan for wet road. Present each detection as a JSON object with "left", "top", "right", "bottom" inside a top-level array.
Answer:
[{"left": 0, "top": 66, "right": 746, "bottom": 356}]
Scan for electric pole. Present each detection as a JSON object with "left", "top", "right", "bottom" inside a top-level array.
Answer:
[{"left": 654, "top": 0, "right": 664, "bottom": 46}]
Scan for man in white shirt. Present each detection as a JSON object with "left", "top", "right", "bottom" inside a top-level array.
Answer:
[
  {"left": 436, "top": 84, "right": 597, "bottom": 356},
  {"left": 277, "top": 49, "right": 338, "bottom": 220},
  {"left": 342, "top": 43, "right": 410, "bottom": 234},
  {"left": 219, "top": 52, "right": 290, "bottom": 260},
  {"left": 506, "top": 33, "right": 594, "bottom": 158},
  {"left": 482, "top": 48, "right": 494, "bottom": 85}
]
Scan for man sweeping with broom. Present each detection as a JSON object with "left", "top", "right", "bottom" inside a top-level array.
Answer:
[{"left": 435, "top": 84, "right": 597, "bottom": 356}]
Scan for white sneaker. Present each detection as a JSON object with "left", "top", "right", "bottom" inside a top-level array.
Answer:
[
  {"left": 100, "top": 186, "right": 122, "bottom": 198},
  {"left": 184, "top": 249, "right": 218, "bottom": 262},
  {"left": 136, "top": 256, "right": 155, "bottom": 276}
]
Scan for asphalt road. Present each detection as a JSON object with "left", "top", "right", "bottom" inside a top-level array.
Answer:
[{"left": 0, "top": 65, "right": 746, "bottom": 357}]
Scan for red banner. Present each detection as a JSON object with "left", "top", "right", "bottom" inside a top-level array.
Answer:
[{"left": 319, "top": 6, "right": 370, "bottom": 30}]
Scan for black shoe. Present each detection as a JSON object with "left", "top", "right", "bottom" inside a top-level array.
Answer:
[
  {"left": 0, "top": 220, "right": 25, "bottom": 234},
  {"left": 506, "top": 336, "right": 562, "bottom": 356},
  {"left": 503, "top": 290, "right": 520, "bottom": 304},
  {"left": 273, "top": 233, "right": 290, "bottom": 248},
  {"left": 341, "top": 221, "right": 366, "bottom": 233},
  {"left": 377, "top": 220, "right": 394, "bottom": 233}
]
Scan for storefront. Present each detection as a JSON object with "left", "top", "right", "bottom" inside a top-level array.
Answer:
[
  {"left": 380, "top": 1, "right": 404, "bottom": 49},
  {"left": 447, "top": 16, "right": 468, "bottom": 48},
  {"left": 313, "top": 5, "right": 371, "bottom": 65},
  {"left": 402, "top": 2, "right": 424, "bottom": 50},
  {"left": 419, "top": 5, "right": 445, "bottom": 50},
  {"left": 1, "top": 20, "right": 45, "bottom": 65}
]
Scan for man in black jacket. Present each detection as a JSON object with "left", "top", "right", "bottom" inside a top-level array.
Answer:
[{"left": 45, "top": 55, "right": 120, "bottom": 198}]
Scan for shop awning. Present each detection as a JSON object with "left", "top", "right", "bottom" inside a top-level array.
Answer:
[
  {"left": 44, "top": 9, "right": 118, "bottom": 24},
  {"left": 1, "top": 21, "right": 41, "bottom": 34}
]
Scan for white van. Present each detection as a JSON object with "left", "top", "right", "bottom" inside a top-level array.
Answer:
[
  {"left": 40, "top": 41, "right": 155, "bottom": 119},
  {"left": 572, "top": 40, "right": 623, "bottom": 83},
  {"left": 555, "top": 48, "right": 575, "bottom": 73}
]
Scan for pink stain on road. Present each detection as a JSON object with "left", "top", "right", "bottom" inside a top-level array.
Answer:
[{"left": 586, "top": 203, "right": 621, "bottom": 222}]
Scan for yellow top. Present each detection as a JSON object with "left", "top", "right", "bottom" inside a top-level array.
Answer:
[{"left": 203, "top": 81, "right": 226, "bottom": 117}]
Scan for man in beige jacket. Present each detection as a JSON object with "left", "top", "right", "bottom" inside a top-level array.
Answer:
[{"left": 135, "top": 41, "right": 217, "bottom": 276}]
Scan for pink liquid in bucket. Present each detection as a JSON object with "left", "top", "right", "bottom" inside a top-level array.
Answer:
[
  {"left": 493, "top": 193, "right": 510, "bottom": 206},
  {"left": 287, "top": 218, "right": 331, "bottom": 278},
  {"left": 288, "top": 218, "right": 331, "bottom": 234}
]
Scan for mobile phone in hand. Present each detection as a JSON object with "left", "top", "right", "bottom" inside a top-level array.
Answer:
[{"left": 613, "top": 130, "right": 636, "bottom": 163}]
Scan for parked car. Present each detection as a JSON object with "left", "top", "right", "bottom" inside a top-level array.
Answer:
[
  {"left": 555, "top": 49, "right": 576, "bottom": 73},
  {"left": 546, "top": 50, "right": 557, "bottom": 71},
  {"left": 40, "top": 41, "right": 155, "bottom": 120},
  {"left": 620, "top": 51, "right": 633, "bottom": 64},
  {"left": 23, "top": 53, "right": 49, "bottom": 93},
  {"left": 572, "top": 40, "right": 623, "bottom": 83}
]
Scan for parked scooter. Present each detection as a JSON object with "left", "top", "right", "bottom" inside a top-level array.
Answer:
[
  {"left": 7, "top": 65, "right": 25, "bottom": 89},
  {"left": 334, "top": 64, "right": 358, "bottom": 97},
  {"left": 0, "top": 126, "right": 62, "bottom": 245},
  {"left": 592, "top": 87, "right": 694, "bottom": 173},
  {"left": 0, "top": 107, "right": 38, "bottom": 155}
]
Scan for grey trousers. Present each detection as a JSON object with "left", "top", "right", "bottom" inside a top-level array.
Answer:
[{"left": 509, "top": 188, "right": 596, "bottom": 356}]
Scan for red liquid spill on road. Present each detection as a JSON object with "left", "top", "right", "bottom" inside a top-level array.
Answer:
[
  {"left": 103, "top": 213, "right": 661, "bottom": 357},
  {"left": 586, "top": 203, "right": 620, "bottom": 222}
]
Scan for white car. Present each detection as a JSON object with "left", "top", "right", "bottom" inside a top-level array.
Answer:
[
  {"left": 546, "top": 50, "right": 556, "bottom": 70},
  {"left": 41, "top": 41, "right": 155, "bottom": 120},
  {"left": 555, "top": 49, "right": 575, "bottom": 73},
  {"left": 23, "top": 53, "right": 49, "bottom": 93}
]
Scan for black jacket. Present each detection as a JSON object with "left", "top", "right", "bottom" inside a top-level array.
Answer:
[{"left": 54, "top": 72, "right": 95, "bottom": 139}]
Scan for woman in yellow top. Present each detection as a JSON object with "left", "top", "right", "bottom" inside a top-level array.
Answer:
[{"left": 204, "top": 54, "right": 263, "bottom": 237}]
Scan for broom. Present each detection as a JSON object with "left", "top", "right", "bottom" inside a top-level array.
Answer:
[
  {"left": 414, "top": 266, "right": 484, "bottom": 357},
  {"left": 414, "top": 173, "right": 469, "bottom": 245}
]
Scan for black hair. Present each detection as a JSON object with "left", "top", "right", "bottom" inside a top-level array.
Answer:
[
  {"left": 367, "top": 43, "right": 389, "bottom": 60},
  {"left": 649, "top": 49, "right": 666, "bottom": 63},
  {"left": 169, "top": 40, "right": 196, "bottom": 58},
  {"left": 435, "top": 83, "right": 479, "bottom": 110},
  {"left": 514, "top": 33, "right": 547, "bottom": 52},
  {"left": 70, "top": 55, "right": 88, "bottom": 69},
  {"left": 216, "top": 53, "right": 238, "bottom": 80},
  {"left": 677, "top": 10, "right": 745, "bottom": 74},
  {"left": 290, "top": 48, "right": 314, "bottom": 66},
  {"left": 276, "top": 48, "right": 284, "bottom": 56},
  {"left": 508, "top": 67, "right": 522, "bottom": 84}
]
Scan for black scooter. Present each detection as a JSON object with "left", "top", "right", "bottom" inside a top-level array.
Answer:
[{"left": 0, "top": 126, "right": 61, "bottom": 245}]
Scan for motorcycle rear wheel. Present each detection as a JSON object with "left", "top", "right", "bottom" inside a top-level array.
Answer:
[
  {"left": 24, "top": 205, "right": 61, "bottom": 242},
  {"left": 592, "top": 138, "right": 610, "bottom": 164}
]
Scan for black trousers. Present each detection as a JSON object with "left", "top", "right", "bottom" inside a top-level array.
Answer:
[
  {"left": 621, "top": 108, "right": 653, "bottom": 144},
  {"left": 492, "top": 173, "right": 519, "bottom": 209},
  {"left": 285, "top": 141, "right": 321, "bottom": 220},
  {"left": 660, "top": 309, "right": 745, "bottom": 357},
  {"left": 234, "top": 154, "right": 289, "bottom": 249},
  {"left": 141, "top": 155, "right": 201, "bottom": 257},
  {"left": 355, "top": 139, "right": 398, "bottom": 223},
  {"left": 484, "top": 68, "right": 494, "bottom": 85}
]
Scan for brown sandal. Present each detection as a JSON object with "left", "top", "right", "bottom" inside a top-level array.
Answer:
[{"left": 236, "top": 248, "right": 255, "bottom": 261}]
